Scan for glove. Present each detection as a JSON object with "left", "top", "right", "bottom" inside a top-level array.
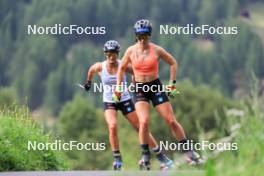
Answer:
[
  {"left": 112, "top": 85, "right": 123, "bottom": 102},
  {"left": 83, "top": 80, "right": 92, "bottom": 91},
  {"left": 167, "top": 80, "right": 180, "bottom": 98}
]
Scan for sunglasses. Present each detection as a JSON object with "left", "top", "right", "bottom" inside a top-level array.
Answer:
[
  {"left": 136, "top": 34, "right": 149, "bottom": 40},
  {"left": 105, "top": 51, "right": 118, "bottom": 57}
]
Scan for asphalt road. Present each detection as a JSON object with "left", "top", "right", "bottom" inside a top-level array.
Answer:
[{"left": 0, "top": 170, "right": 205, "bottom": 176}]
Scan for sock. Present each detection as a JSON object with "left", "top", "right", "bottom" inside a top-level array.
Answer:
[
  {"left": 179, "top": 138, "right": 191, "bottom": 152},
  {"left": 152, "top": 146, "right": 161, "bottom": 154},
  {"left": 112, "top": 150, "right": 122, "bottom": 162},
  {"left": 179, "top": 138, "right": 188, "bottom": 144},
  {"left": 152, "top": 146, "right": 165, "bottom": 162},
  {"left": 141, "top": 144, "right": 150, "bottom": 155},
  {"left": 152, "top": 146, "right": 162, "bottom": 156}
]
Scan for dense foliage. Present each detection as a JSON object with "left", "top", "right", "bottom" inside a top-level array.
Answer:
[
  {"left": 0, "top": 105, "right": 68, "bottom": 171},
  {"left": 0, "top": 0, "right": 263, "bottom": 113},
  {"left": 0, "top": 0, "right": 264, "bottom": 171}
]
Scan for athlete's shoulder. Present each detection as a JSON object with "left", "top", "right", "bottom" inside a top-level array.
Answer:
[
  {"left": 123, "top": 45, "right": 135, "bottom": 58},
  {"left": 92, "top": 62, "right": 103, "bottom": 72},
  {"left": 93, "top": 61, "right": 102, "bottom": 66},
  {"left": 126, "top": 44, "right": 136, "bottom": 53},
  {"left": 149, "top": 42, "right": 157, "bottom": 46},
  {"left": 151, "top": 43, "right": 166, "bottom": 54},
  {"left": 149, "top": 42, "right": 161, "bottom": 49}
]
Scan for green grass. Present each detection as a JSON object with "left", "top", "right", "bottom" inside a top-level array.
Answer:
[
  {"left": 243, "top": 2, "right": 264, "bottom": 46},
  {"left": 205, "top": 99, "right": 264, "bottom": 176},
  {"left": 248, "top": 2, "right": 264, "bottom": 28},
  {"left": 0, "top": 105, "right": 69, "bottom": 171}
]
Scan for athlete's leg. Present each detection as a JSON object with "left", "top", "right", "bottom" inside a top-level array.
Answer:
[
  {"left": 105, "top": 109, "right": 119, "bottom": 150},
  {"left": 134, "top": 101, "right": 150, "bottom": 145},
  {"left": 134, "top": 101, "right": 151, "bottom": 169},
  {"left": 125, "top": 111, "right": 157, "bottom": 148},
  {"left": 154, "top": 102, "right": 202, "bottom": 164},
  {"left": 155, "top": 102, "right": 186, "bottom": 140},
  {"left": 125, "top": 111, "right": 174, "bottom": 169},
  {"left": 105, "top": 109, "right": 123, "bottom": 170}
]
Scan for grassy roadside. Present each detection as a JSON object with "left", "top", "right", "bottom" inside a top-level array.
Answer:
[
  {"left": 205, "top": 96, "right": 264, "bottom": 176},
  {"left": 0, "top": 105, "right": 69, "bottom": 171}
]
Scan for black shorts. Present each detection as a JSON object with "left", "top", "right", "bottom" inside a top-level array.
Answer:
[
  {"left": 133, "top": 79, "right": 169, "bottom": 107},
  {"left": 103, "top": 99, "right": 135, "bottom": 115}
]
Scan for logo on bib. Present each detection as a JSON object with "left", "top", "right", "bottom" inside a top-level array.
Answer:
[{"left": 127, "top": 107, "right": 132, "bottom": 112}]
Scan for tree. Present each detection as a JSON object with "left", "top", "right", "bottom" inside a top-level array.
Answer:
[
  {"left": 58, "top": 95, "right": 110, "bottom": 169},
  {"left": 150, "top": 80, "right": 236, "bottom": 144}
]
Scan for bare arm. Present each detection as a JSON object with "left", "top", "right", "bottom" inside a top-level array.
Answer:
[
  {"left": 86, "top": 62, "right": 102, "bottom": 81},
  {"left": 156, "top": 46, "right": 178, "bottom": 81},
  {"left": 117, "top": 48, "right": 132, "bottom": 85},
  {"left": 125, "top": 63, "right": 134, "bottom": 75},
  {"left": 125, "top": 64, "right": 135, "bottom": 83}
]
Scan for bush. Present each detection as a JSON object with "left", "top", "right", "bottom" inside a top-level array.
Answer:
[
  {"left": 0, "top": 87, "right": 16, "bottom": 108},
  {"left": 206, "top": 91, "right": 264, "bottom": 175},
  {"left": 58, "top": 95, "right": 110, "bottom": 169},
  {"left": 0, "top": 105, "right": 69, "bottom": 171}
]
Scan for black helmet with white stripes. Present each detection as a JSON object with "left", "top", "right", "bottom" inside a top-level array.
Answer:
[
  {"left": 103, "top": 40, "right": 120, "bottom": 53},
  {"left": 134, "top": 19, "right": 152, "bottom": 35}
]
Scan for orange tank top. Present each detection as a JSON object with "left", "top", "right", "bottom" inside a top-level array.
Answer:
[{"left": 131, "top": 43, "right": 159, "bottom": 77}]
